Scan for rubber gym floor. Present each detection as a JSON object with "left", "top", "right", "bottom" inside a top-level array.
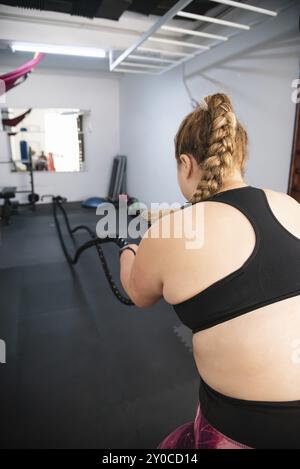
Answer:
[{"left": 0, "top": 204, "right": 198, "bottom": 449}]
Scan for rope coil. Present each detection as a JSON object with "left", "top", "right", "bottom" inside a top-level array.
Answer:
[{"left": 52, "top": 196, "right": 134, "bottom": 306}]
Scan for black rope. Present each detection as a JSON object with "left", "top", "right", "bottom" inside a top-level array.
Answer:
[{"left": 52, "top": 196, "right": 134, "bottom": 306}]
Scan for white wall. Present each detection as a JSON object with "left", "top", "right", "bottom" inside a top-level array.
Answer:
[
  {"left": 0, "top": 69, "right": 120, "bottom": 202},
  {"left": 1, "top": 3, "right": 299, "bottom": 206},
  {"left": 120, "top": 2, "right": 300, "bottom": 206}
]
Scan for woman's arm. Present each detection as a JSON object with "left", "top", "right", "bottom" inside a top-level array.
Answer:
[{"left": 120, "top": 228, "right": 165, "bottom": 308}]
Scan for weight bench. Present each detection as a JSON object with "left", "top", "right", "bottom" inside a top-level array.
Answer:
[{"left": 0, "top": 187, "right": 17, "bottom": 225}]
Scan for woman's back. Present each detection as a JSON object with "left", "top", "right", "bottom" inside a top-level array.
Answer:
[
  {"left": 121, "top": 93, "right": 300, "bottom": 448},
  {"left": 160, "top": 186, "right": 300, "bottom": 402}
]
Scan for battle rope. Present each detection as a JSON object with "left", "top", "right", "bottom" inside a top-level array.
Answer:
[{"left": 52, "top": 196, "right": 134, "bottom": 306}]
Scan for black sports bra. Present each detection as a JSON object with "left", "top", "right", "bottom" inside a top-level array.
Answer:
[{"left": 173, "top": 186, "right": 300, "bottom": 334}]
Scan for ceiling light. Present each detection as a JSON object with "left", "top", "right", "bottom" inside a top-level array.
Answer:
[{"left": 11, "top": 42, "right": 106, "bottom": 58}]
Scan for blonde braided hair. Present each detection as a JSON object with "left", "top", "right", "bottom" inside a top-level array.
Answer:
[{"left": 175, "top": 93, "right": 248, "bottom": 203}]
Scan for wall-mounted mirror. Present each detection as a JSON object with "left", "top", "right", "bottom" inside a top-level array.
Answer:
[{"left": 1, "top": 108, "right": 89, "bottom": 172}]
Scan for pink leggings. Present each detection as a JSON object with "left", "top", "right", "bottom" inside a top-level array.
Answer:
[{"left": 158, "top": 405, "right": 251, "bottom": 449}]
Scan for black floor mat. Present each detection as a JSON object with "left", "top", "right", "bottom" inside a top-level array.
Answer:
[{"left": 0, "top": 204, "right": 198, "bottom": 449}]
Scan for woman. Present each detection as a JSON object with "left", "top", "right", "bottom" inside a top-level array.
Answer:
[{"left": 119, "top": 94, "right": 300, "bottom": 449}]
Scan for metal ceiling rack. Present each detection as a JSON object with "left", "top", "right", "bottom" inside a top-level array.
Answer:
[{"left": 109, "top": 0, "right": 279, "bottom": 75}]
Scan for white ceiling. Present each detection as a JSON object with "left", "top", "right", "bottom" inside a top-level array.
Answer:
[{"left": 0, "top": 1, "right": 291, "bottom": 74}]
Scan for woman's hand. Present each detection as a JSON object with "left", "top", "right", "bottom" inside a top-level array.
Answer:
[
  {"left": 120, "top": 244, "right": 139, "bottom": 302},
  {"left": 120, "top": 243, "right": 139, "bottom": 259}
]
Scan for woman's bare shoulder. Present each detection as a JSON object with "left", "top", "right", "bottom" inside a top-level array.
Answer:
[
  {"left": 262, "top": 188, "right": 299, "bottom": 208},
  {"left": 262, "top": 188, "right": 300, "bottom": 238}
]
